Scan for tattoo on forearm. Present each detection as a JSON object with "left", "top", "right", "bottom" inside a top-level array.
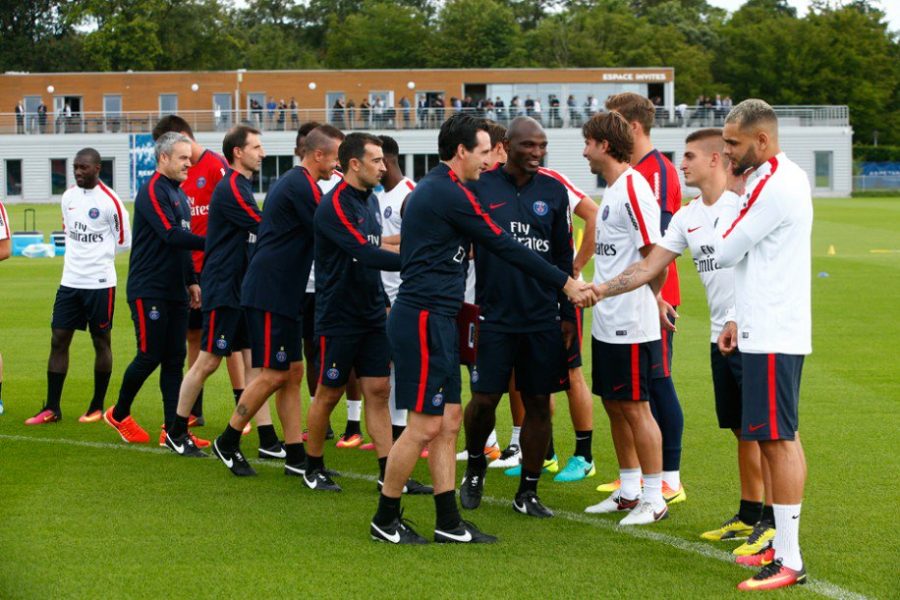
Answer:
[
  {"left": 236, "top": 404, "right": 248, "bottom": 417},
  {"left": 605, "top": 265, "right": 639, "bottom": 295}
]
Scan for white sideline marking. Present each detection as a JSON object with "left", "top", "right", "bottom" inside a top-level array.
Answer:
[{"left": 0, "top": 433, "right": 869, "bottom": 600}]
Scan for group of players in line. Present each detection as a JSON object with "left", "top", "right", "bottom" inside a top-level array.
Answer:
[{"left": 13, "top": 92, "right": 811, "bottom": 591}]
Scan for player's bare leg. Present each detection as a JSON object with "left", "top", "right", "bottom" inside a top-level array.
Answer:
[
  {"left": 360, "top": 376, "right": 392, "bottom": 457},
  {"left": 274, "top": 361, "right": 304, "bottom": 445},
  {"left": 734, "top": 429, "right": 764, "bottom": 503},
  {"left": 382, "top": 411, "right": 442, "bottom": 497}
]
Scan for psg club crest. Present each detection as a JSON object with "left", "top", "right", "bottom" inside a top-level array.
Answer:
[
  {"left": 602, "top": 205, "right": 610, "bottom": 221},
  {"left": 196, "top": 177, "right": 206, "bottom": 189},
  {"left": 88, "top": 207, "right": 100, "bottom": 219},
  {"left": 384, "top": 206, "right": 392, "bottom": 219},
  {"left": 432, "top": 392, "right": 444, "bottom": 407},
  {"left": 216, "top": 338, "right": 228, "bottom": 350},
  {"left": 276, "top": 349, "right": 288, "bottom": 363},
  {"left": 375, "top": 210, "right": 383, "bottom": 226},
  {"left": 533, "top": 201, "right": 549, "bottom": 216},
  {"left": 148, "top": 307, "right": 160, "bottom": 320},
  {"left": 471, "top": 369, "right": 479, "bottom": 383},
  {"left": 327, "top": 367, "right": 340, "bottom": 380}
]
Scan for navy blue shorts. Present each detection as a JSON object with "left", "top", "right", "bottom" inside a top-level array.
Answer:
[
  {"left": 591, "top": 338, "right": 653, "bottom": 401},
  {"left": 245, "top": 308, "right": 302, "bottom": 371},
  {"left": 741, "top": 352, "right": 803, "bottom": 441},
  {"left": 710, "top": 344, "right": 743, "bottom": 430},
  {"left": 649, "top": 320, "right": 676, "bottom": 379},
  {"left": 51, "top": 286, "right": 115, "bottom": 334},
  {"left": 128, "top": 298, "right": 188, "bottom": 363},
  {"left": 470, "top": 327, "right": 569, "bottom": 395},
  {"left": 188, "top": 307, "right": 203, "bottom": 331},
  {"left": 317, "top": 330, "right": 391, "bottom": 388},
  {"left": 388, "top": 302, "right": 461, "bottom": 416},
  {"left": 567, "top": 308, "right": 584, "bottom": 369},
  {"left": 201, "top": 307, "right": 249, "bottom": 357}
]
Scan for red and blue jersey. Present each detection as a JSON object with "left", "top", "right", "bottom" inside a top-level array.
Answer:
[
  {"left": 182, "top": 149, "right": 228, "bottom": 274},
  {"left": 202, "top": 169, "right": 261, "bottom": 311},
  {"left": 314, "top": 180, "right": 401, "bottom": 336},
  {"left": 241, "top": 166, "right": 319, "bottom": 319},
  {"left": 127, "top": 172, "right": 205, "bottom": 303},
  {"left": 634, "top": 149, "right": 682, "bottom": 306},
  {"left": 394, "top": 163, "right": 568, "bottom": 318},
  {"left": 470, "top": 166, "right": 575, "bottom": 332}
]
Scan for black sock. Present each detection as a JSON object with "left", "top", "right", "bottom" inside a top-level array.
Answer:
[
  {"left": 434, "top": 490, "right": 461, "bottom": 531},
  {"left": 374, "top": 493, "right": 402, "bottom": 526},
  {"left": 285, "top": 442, "right": 306, "bottom": 467},
  {"left": 306, "top": 453, "right": 325, "bottom": 473},
  {"left": 739, "top": 499, "right": 764, "bottom": 526},
  {"left": 344, "top": 419, "right": 361, "bottom": 437},
  {"left": 219, "top": 424, "right": 243, "bottom": 451},
  {"left": 574, "top": 429, "right": 593, "bottom": 463},
  {"left": 545, "top": 432, "right": 555, "bottom": 460},
  {"left": 257, "top": 424, "right": 279, "bottom": 448},
  {"left": 761, "top": 504, "right": 775, "bottom": 526},
  {"left": 169, "top": 414, "right": 189, "bottom": 438},
  {"left": 46, "top": 371, "right": 66, "bottom": 413},
  {"left": 517, "top": 468, "right": 541, "bottom": 496},
  {"left": 467, "top": 453, "right": 487, "bottom": 473},
  {"left": 391, "top": 424, "right": 405, "bottom": 441},
  {"left": 89, "top": 370, "right": 111, "bottom": 413},
  {"left": 232, "top": 388, "right": 243, "bottom": 405},
  {"left": 378, "top": 456, "right": 388, "bottom": 481},
  {"left": 191, "top": 387, "right": 204, "bottom": 417}
]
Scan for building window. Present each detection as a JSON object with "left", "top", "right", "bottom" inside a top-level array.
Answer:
[
  {"left": 100, "top": 159, "right": 114, "bottom": 188},
  {"left": 6, "top": 159, "right": 22, "bottom": 196},
  {"left": 256, "top": 155, "right": 295, "bottom": 194},
  {"left": 104, "top": 95, "right": 122, "bottom": 116},
  {"left": 51, "top": 159, "right": 67, "bottom": 195},
  {"left": 815, "top": 151, "right": 833, "bottom": 189},
  {"left": 159, "top": 94, "right": 178, "bottom": 115},
  {"left": 412, "top": 154, "right": 440, "bottom": 181}
]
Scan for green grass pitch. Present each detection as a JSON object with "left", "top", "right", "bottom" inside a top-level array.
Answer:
[{"left": 0, "top": 198, "right": 896, "bottom": 599}]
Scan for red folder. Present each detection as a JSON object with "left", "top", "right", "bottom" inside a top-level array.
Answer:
[{"left": 456, "top": 302, "right": 480, "bottom": 365}]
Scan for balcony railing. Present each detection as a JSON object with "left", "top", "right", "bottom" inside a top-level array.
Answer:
[{"left": 1, "top": 105, "right": 849, "bottom": 136}]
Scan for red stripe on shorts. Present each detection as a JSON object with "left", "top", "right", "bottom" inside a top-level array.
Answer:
[
  {"left": 768, "top": 354, "right": 779, "bottom": 440},
  {"left": 206, "top": 309, "right": 216, "bottom": 353},
  {"left": 414, "top": 310, "right": 430, "bottom": 412},
  {"left": 107, "top": 288, "right": 114, "bottom": 322},
  {"left": 263, "top": 311, "right": 272, "bottom": 369},
  {"left": 318, "top": 336, "right": 326, "bottom": 386},
  {"left": 662, "top": 331, "right": 670, "bottom": 377},
  {"left": 631, "top": 344, "right": 640, "bottom": 401}
]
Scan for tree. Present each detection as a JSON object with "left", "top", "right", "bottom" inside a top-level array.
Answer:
[
  {"left": 324, "top": 2, "right": 430, "bottom": 68},
  {"left": 429, "top": 0, "right": 526, "bottom": 68},
  {"left": 0, "top": 2, "right": 87, "bottom": 72}
]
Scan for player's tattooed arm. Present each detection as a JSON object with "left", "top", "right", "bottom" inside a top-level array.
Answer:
[
  {"left": 236, "top": 404, "right": 248, "bottom": 417},
  {"left": 600, "top": 245, "right": 679, "bottom": 300}
]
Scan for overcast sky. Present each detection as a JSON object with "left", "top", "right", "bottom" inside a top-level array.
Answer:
[{"left": 706, "top": 0, "right": 898, "bottom": 30}]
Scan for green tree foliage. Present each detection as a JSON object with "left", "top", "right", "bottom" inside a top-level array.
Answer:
[
  {"left": 428, "top": 0, "right": 527, "bottom": 68},
  {"left": 324, "top": 2, "right": 429, "bottom": 68}
]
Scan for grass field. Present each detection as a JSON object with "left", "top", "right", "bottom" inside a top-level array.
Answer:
[{"left": 0, "top": 198, "right": 897, "bottom": 599}]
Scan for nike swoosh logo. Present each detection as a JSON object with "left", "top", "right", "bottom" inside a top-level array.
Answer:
[
  {"left": 687, "top": 226, "right": 702, "bottom": 233},
  {"left": 371, "top": 523, "right": 401, "bottom": 543},
  {"left": 559, "top": 378, "right": 568, "bottom": 385},
  {"left": 525, "top": 477, "right": 539, "bottom": 482},
  {"left": 285, "top": 464, "right": 305, "bottom": 475},
  {"left": 748, "top": 423, "right": 767, "bottom": 432},
  {"left": 575, "top": 436, "right": 590, "bottom": 441},
  {"left": 439, "top": 529, "right": 473, "bottom": 542},
  {"left": 169, "top": 438, "right": 184, "bottom": 454},
  {"left": 612, "top": 384, "right": 626, "bottom": 391},
  {"left": 488, "top": 202, "right": 507, "bottom": 210},
  {"left": 306, "top": 475, "right": 318, "bottom": 489},
  {"left": 222, "top": 455, "right": 233, "bottom": 468},
  {"left": 792, "top": 514, "right": 799, "bottom": 519},
  {"left": 654, "top": 507, "right": 668, "bottom": 520}
]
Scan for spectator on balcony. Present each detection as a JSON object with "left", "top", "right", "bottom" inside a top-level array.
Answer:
[
  {"left": 532, "top": 97, "right": 542, "bottom": 123},
  {"left": 278, "top": 98, "right": 287, "bottom": 130},
  {"left": 416, "top": 96, "right": 426, "bottom": 128},
  {"left": 346, "top": 98, "right": 356, "bottom": 128},
  {"left": 373, "top": 96, "right": 385, "bottom": 127},
  {"left": 524, "top": 95, "right": 535, "bottom": 117},
  {"left": 549, "top": 94, "right": 560, "bottom": 127},
  {"left": 495, "top": 97, "right": 506, "bottom": 124},
  {"left": 433, "top": 94, "right": 445, "bottom": 125},
  {"left": 15, "top": 100, "right": 24, "bottom": 134},
  {"left": 290, "top": 97, "right": 299, "bottom": 128},
  {"left": 568, "top": 94, "right": 579, "bottom": 126},
  {"left": 399, "top": 96, "right": 410, "bottom": 129},
  {"left": 250, "top": 98, "right": 263, "bottom": 127},
  {"left": 37, "top": 101, "right": 47, "bottom": 134},
  {"left": 333, "top": 96, "right": 346, "bottom": 129},
  {"left": 266, "top": 96, "right": 276, "bottom": 128},
  {"left": 359, "top": 97, "right": 371, "bottom": 128}
]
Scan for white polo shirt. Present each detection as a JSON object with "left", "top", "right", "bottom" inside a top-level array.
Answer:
[
  {"left": 592, "top": 167, "right": 661, "bottom": 344},
  {"left": 60, "top": 182, "right": 131, "bottom": 289},
  {"left": 659, "top": 192, "right": 740, "bottom": 342},
  {"left": 376, "top": 177, "right": 415, "bottom": 303},
  {"left": 717, "top": 152, "right": 812, "bottom": 355}
]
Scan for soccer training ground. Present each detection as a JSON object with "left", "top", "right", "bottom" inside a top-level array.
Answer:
[{"left": 0, "top": 198, "right": 896, "bottom": 599}]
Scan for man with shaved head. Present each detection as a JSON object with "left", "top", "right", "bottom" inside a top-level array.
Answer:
[{"left": 459, "top": 116, "right": 577, "bottom": 518}]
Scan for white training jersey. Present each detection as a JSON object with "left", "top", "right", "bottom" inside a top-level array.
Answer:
[
  {"left": 592, "top": 167, "right": 661, "bottom": 344},
  {"left": 717, "top": 152, "right": 812, "bottom": 355},
  {"left": 658, "top": 192, "right": 740, "bottom": 342},
  {"left": 306, "top": 171, "right": 345, "bottom": 294},
  {"left": 60, "top": 183, "right": 131, "bottom": 289},
  {"left": 376, "top": 177, "right": 415, "bottom": 303},
  {"left": 0, "top": 199, "right": 9, "bottom": 242},
  {"left": 538, "top": 167, "right": 589, "bottom": 212}
]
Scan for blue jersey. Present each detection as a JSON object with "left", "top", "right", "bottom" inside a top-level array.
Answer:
[
  {"left": 314, "top": 180, "right": 401, "bottom": 336},
  {"left": 202, "top": 169, "right": 261, "bottom": 310},
  {"left": 470, "top": 166, "right": 575, "bottom": 332},
  {"left": 127, "top": 172, "right": 205, "bottom": 303},
  {"left": 241, "top": 166, "right": 319, "bottom": 319},
  {"left": 395, "top": 163, "right": 568, "bottom": 318}
]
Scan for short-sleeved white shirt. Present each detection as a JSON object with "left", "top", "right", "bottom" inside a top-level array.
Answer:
[
  {"left": 592, "top": 167, "right": 661, "bottom": 344},
  {"left": 659, "top": 192, "right": 740, "bottom": 342},
  {"left": 538, "top": 167, "right": 589, "bottom": 212},
  {"left": 60, "top": 182, "right": 131, "bottom": 289},
  {"left": 717, "top": 152, "right": 812, "bottom": 355},
  {"left": 376, "top": 177, "right": 415, "bottom": 303},
  {"left": 0, "top": 200, "right": 9, "bottom": 242},
  {"left": 306, "top": 171, "right": 345, "bottom": 294}
]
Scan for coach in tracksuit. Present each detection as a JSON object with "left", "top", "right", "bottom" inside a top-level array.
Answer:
[{"left": 105, "top": 132, "right": 205, "bottom": 444}]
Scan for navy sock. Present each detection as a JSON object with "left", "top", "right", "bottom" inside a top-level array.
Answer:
[
  {"left": 191, "top": 387, "right": 203, "bottom": 417},
  {"left": 545, "top": 432, "right": 555, "bottom": 460},
  {"left": 517, "top": 468, "right": 541, "bottom": 495},
  {"left": 169, "top": 414, "right": 189, "bottom": 438},
  {"left": 232, "top": 388, "right": 243, "bottom": 405},
  {"left": 378, "top": 456, "right": 388, "bottom": 481},
  {"left": 761, "top": 504, "right": 775, "bottom": 526},
  {"left": 374, "top": 493, "right": 401, "bottom": 526},
  {"left": 307, "top": 453, "right": 325, "bottom": 473},
  {"left": 219, "top": 424, "right": 243, "bottom": 451},
  {"left": 89, "top": 370, "right": 111, "bottom": 413},
  {"left": 285, "top": 442, "right": 306, "bottom": 467},
  {"left": 434, "top": 490, "right": 461, "bottom": 531},
  {"left": 257, "top": 424, "right": 278, "bottom": 448},
  {"left": 391, "top": 424, "right": 405, "bottom": 441},
  {"left": 649, "top": 376, "right": 683, "bottom": 471},
  {"left": 46, "top": 371, "right": 66, "bottom": 413},
  {"left": 739, "top": 499, "right": 764, "bottom": 526},
  {"left": 574, "top": 430, "right": 593, "bottom": 463}
]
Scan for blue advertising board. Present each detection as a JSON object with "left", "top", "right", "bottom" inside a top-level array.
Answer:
[{"left": 130, "top": 133, "right": 156, "bottom": 199}]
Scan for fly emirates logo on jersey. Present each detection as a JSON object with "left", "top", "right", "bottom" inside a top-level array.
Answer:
[
  {"left": 509, "top": 221, "right": 550, "bottom": 252},
  {"left": 694, "top": 244, "right": 721, "bottom": 274},
  {"left": 189, "top": 202, "right": 209, "bottom": 218},
  {"left": 67, "top": 220, "right": 105, "bottom": 243}
]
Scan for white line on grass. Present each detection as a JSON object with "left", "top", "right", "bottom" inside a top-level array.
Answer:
[{"left": 0, "top": 433, "right": 868, "bottom": 600}]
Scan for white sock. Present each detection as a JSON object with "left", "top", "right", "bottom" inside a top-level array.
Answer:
[
  {"left": 773, "top": 503, "right": 803, "bottom": 570},
  {"left": 509, "top": 426, "right": 521, "bottom": 447},
  {"left": 642, "top": 472, "right": 665, "bottom": 509},
  {"left": 620, "top": 468, "right": 642, "bottom": 501},
  {"left": 346, "top": 399, "right": 362, "bottom": 422},
  {"left": 662, "top": 470, "right": 680, "bottom": 490},
  {"left": 486, "top": 429, "right": 498, "bottom": 447}
]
